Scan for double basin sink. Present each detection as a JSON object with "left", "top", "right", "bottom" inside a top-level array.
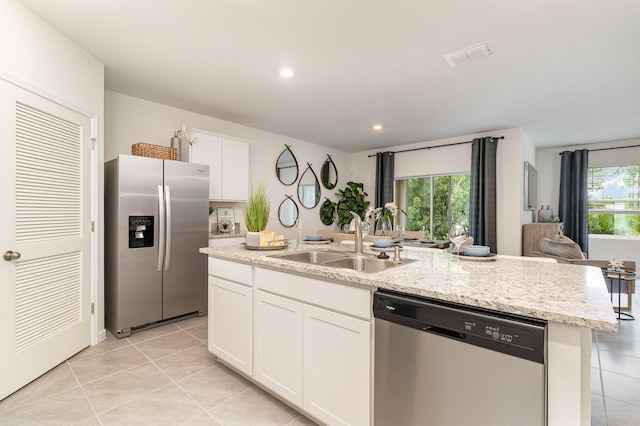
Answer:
[{"left": 268, "top": 250, "right": 415, "bottom": 273}]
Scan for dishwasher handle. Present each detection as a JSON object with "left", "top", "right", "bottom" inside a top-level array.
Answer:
[{"left": 422, "top": 324, "right": 466, "bottom": 341}]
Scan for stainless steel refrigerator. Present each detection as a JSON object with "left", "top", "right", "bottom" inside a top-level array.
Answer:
[{"left": 105, "top": 154, "right": 209, "bottom": 338}]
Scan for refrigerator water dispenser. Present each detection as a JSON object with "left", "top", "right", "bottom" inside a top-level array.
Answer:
[{"left": 129, "top": 216, "right": 154, "bottom": 248}]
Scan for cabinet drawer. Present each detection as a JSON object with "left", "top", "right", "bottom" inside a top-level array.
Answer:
[
  {"left": 208, "top": 257, "right": 252, "bottom": 285},
  {"left": 255, "top": 267, "right": 372, "bottom": 320}
]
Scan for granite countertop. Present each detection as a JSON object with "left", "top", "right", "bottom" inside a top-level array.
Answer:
[{"left": 199, "top": 243, "right": 618, "bottom": 332}]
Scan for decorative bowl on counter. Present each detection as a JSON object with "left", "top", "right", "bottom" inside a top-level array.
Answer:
[
  {"left": 373, "top": 239, "right": 394, "bottom": 248},
  {"left": 305, "top": 234, "right": 323, "bottom": 241},
  {"left": 462, "top": 245, "right": 491, "bottom": 257}
]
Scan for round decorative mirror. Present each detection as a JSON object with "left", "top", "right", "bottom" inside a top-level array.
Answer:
[
  {"left": 320, "top": 155, "right": 338, "bottom": 189},
  {"left": 319, "top": 198, "right": 336, "bottom": 225},
  {"left": 275, "top": 145, "right": 299, "bottom": 186},
  {"left": 298, "top": 163, "right": 321, "bottom": 209},
  {"left": 278, "top": 195, "right": 299, "bottom": 228}
]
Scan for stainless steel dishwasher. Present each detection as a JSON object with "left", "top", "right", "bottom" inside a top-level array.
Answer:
[{"left": 374, "top": 291, "right": 547, "bottom": 426}]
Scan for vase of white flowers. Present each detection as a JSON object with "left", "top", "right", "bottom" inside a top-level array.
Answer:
[
  {"left": 368, "top": 202, "right": 402, "bottom": 236},
  {"left": 171, "top": 125, "right": 197, "bottom": 161}
]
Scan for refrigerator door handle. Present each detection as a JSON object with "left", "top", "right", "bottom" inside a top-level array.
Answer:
[
  {"left": 157, "top": 185, "right": 166, "bottom": 271},
  {"left": 164, "top": 185, "right": 172, "bottom": 270}
]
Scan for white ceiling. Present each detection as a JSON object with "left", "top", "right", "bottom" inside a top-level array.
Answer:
[{"left": 19, "top": 0, "right": 640, "bottom": 153}]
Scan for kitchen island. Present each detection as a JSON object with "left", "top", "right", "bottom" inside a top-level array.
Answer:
[{"left": 200, "top": 243, "right": 616, "bottom": 426}]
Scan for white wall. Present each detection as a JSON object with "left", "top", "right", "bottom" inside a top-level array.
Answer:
[
  {"left": 0, "top": 0, "right": 105, "bottom": 341},
  {"left": 537, "top": 138, "right": 640, "bottom": 266},
  {"left": 351, "top": 128, "right": 531, "bottom": 255},
  {"left": 105, "top": 91, "right": 351, "bottom": 239},
  {"left": 519, "top": 129, "right": 537, "bottom": 225}
]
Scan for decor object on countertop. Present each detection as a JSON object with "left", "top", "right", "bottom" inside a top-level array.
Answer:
[
  {"left": 218, "top": 220, "right": 233, "bottom": 233},
  {"left": 372, "top": 239, "right": 394, "bottom": 248},
  {"left": 131, "top": 142, "right": 177, "bottom": 160},
  {"left": 244, "top": 184, "right": 270, "bottom": 246},
  {"left": 258, "top": 230, "right": 285, "bottom": 247},
  {"left": 368, "top": 202, "right": 404, "bottom": 236},
  {"left": 216, "top": 207, "right": 236, "bottom": 234},
  {"left": 462, "top": 245, "right": 490, "bottom": 257},
  {"left": 335, "top": 181, "right": 370, "bottom": 228}
]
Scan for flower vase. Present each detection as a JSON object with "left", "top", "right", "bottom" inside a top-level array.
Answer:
[
  {"left": 170, "top": 134, "right": 182, "bottom": 161},
  {"left": 376, "top": 217, "right": 393, "bottom": 237}
]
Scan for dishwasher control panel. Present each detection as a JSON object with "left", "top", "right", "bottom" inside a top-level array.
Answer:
[{"left": 373, "top": 290, "right": 547, "bottom": 364}]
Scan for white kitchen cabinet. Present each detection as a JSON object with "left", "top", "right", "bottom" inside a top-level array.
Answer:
[
  {"left": 253, "top": 290, "right": 303, "bottom": 406},
  {"left": 207, "top": 258, "right": 252, "bottom": 375},
  {"left": 303, "top": 304, "right": 371, "bottom": 426},
  {"left": 191, "top": 129, "right": 249, "bottom": 201},
  {"left": 254, "top": 267, "right": 372, "bottom": 426}
]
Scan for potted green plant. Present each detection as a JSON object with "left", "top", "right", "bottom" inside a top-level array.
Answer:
[
  {"left": 244, "top": 184, "right": 270, "bottom": 246},
  {"left": 335, "top": 181, "right": 370, "bottom": 229}
]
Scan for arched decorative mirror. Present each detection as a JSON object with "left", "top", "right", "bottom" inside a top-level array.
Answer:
[
  {"left": 278, "top": 195, "right": 299, "bottom": 228},
  {"left": 320, "top": 198, "right": 336, "bottom": 225},
  {"left": 320, "top": 155, "right": 338, "bottom": 189},
  {"left": 298, "top": 163, "right": 321, "bottom": 209},
  {"left": 275, "top": 145, "right": 299, "bottom": 186}
]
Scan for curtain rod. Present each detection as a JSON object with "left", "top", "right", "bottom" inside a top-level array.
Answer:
[
  {"left": 367, "top": 136, "right": 504, "bottom": 157},
  {"left": 558, "top": 143, "right": 640, "bottom": 155}
]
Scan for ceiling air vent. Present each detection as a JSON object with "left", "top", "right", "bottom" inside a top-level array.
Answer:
[{"left": 444, "top": 42, "right": 492, "bottom": 67}]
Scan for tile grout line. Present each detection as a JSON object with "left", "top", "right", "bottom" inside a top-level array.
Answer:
[
  {"left": 127, "top": 332, "right": 222, "bottom": 424},
  {"left": 79, "top": 328, "right": 204, "bottom": 420},
  {"left": 66, "top": 359, "right": 105, "bottom": 426}
]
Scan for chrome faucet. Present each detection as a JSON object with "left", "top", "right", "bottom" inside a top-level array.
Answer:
[{"left": 350, "top": 211, "right": 364, "bottom": 255}]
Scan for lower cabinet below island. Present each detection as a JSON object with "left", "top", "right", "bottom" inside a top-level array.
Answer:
[{"left": 208, "top": 257, "right": 373, "bottom": 426}]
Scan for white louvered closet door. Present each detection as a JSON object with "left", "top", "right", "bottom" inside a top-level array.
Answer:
[{"left": 0, "top": 80, "right": 91, "bottom": 400}]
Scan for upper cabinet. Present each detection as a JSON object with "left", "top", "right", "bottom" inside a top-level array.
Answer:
[{"left": 191, "top": 129, "right": 249, "bottom": 201}]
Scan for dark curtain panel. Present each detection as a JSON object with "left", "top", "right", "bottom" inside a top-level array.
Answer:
[
  {"left": 375, "top": 152, "right": 395, "bottom": 208},
  {"left": 558, "top": 149, "right": 589, "bottom": 254},
  {"left": 469, "top": 137, "right": 498, "bottom": 252}
]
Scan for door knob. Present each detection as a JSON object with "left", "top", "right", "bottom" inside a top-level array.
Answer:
[{"left": 3, "top": 251, "right": 21, "bottom": 261}]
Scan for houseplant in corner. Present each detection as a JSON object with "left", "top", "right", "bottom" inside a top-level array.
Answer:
[{"left": 244, "top": 183, "right": 270, "bottom": 246}]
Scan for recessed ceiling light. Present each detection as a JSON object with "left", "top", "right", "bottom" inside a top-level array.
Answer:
[
  {"left": 373, "top": 124, "right": 383, "bottom": 131},
  {"left": 279, "top": 67, "right": 295, "bottom": 78}
]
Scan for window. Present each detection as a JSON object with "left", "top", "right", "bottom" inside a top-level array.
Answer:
[
  {"left": 397, "top": 174, "right": 470, "bottom": 240},
  {"left": 588, "top": 166, "right": 640, "bottom": 236}
]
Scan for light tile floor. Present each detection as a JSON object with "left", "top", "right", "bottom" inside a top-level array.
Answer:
[
  {"left": 2, "top": 294, "right": 640, "bottom": 425},
  {"left": 0, "top": 315, "right": 318, "bottom": 425},
  {"left": 591, "top": 292, "right": 640, "bottom": 425}
]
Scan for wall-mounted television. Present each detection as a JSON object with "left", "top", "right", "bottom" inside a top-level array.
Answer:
[{"left": 524, "top": 161, "right": 537, "bottom": 210}]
